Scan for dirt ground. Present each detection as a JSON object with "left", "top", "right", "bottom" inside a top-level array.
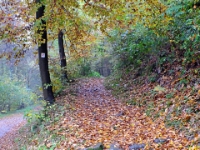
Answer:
[{"left": 0, "top": 113, "right": 26, "bottom": 150}]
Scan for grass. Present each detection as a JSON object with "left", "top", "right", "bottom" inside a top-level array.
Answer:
[{"left": 0, "top": 104, "right": 42, "bottom": 119}]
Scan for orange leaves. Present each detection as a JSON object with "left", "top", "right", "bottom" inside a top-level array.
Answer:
[
  {"left": 187, "top": 99, "right": 196, "bottom": 106},
  {"left": 198, "top": 89, "right": 200, "bottom": 95},
  {"left": 42, "top": 78, "right": 192, "bottom": 149}
]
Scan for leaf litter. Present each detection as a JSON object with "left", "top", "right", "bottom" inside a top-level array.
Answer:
[
  {"left": 0, "top": 114, "right": 26, "bottom": 150},
  {"left": 45, "top": 78, "right": 191, "bottom": 149}
]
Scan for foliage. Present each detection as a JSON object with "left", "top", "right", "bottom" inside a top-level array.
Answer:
[
  {"left": 0, "top": 46, "right": 41, "bottom": 112},
  {"left": 49, "top": 62, "right": 65, "bottom": 96},
  {"left": 1, "top": 0, "right": 200, "bottom": 149},
  {"left": 103, "top": 1, "right": 200, "bottom": 148},
  {"left": 80, "top": 59, "right": 92, "bottom": 76},
  {"left": 106, "top": 0, "right": 200, "bottom": 75},
  {"left": 166, "top": 0, "right": 200, "bottom": 65},
  {"left": 107, "top": 26, "right": 170, "bottom": 77},
  {"left": 88, "top": 71, "right": 101, "bottom": 77},
  {"left": 67, "top": 57, "right": 102, "bottom": 78},
  {"left": 18, "top": 87, "right": 77, "bottom": 149},
  {"left": 0, "top": 104, "right": 39, "bottom": 119},
  {"left": 18, "top": 78, "right": 194, "bottom": 149},
  {"left": 0, "top": 0, "right": 169, "bottom": 61},
  {"left": 67, "top": 58, "right": 84, "bottom": 78},
  {"left": 0, "top": 75, "right": 36, "bottom": 113}
]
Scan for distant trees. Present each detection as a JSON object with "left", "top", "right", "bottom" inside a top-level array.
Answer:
[
  {"left": 0, "top": 75, "right": 36, "bottom": 113},
  {"left": 0, "top": 40, "right": 40, "bottom": 112}
]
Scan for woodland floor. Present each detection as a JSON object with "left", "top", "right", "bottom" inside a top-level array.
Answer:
[
  {"left": 0, "top": 113, "right": 26, "bottom": 150},
  {"left": 1, "top": 78, "right": 196, "bottom": 149},
  {"left": 50, "top": 78, "right": 190, "bottom": 149}
]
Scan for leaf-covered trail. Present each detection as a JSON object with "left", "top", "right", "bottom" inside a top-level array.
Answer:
[
  {"left": 56, "top": 78, "right": 189, "bottom": 149},
  {"left": 0, "top": 113, "right": 26, "bottom": 150}
]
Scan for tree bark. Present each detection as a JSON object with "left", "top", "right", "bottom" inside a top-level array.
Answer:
[
  {"left": 58, "top": 30, "right": 69, "bottom": 82},
  {"left": 36, "top": 0, "right": 54, "bottom": 104}
]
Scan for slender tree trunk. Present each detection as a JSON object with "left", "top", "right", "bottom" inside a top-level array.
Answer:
[
  {"left": 58, "top": 30, "right": 68, "bottom": 83},
  {"left": 36, "top": 0, "right": 54, "bottom": 104}
]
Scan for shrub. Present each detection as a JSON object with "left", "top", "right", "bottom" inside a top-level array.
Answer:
[{"left": 0, "top": 76, "right": 36, "bottom": 112}]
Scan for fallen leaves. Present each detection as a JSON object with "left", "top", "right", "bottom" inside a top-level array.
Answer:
[
  {"left": 16, "top": 77, "right": 199, "bottom": 149},
  {"left": 44, "top": 78, "right": 191, "bottom": 149},
  {"left": 0, "top": 114, "right": 26, "bottom": 150}
]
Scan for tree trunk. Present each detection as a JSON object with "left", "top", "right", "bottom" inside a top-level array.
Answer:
[
  {"left": 58, "top": 30, "right": 69, "bottom": 83},
  {"left": 36, "top": 0, "right": 54, "bottom": 104}
]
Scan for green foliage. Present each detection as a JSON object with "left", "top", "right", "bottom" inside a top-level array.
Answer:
[
  {"left": 145, "top": 102, "right": 155, "bottom": 117},
  {"left": 20, "top": 103, "right": 69, "bottom": 149},
  {"left": 70, "top": 57, "right": 102, "bottom": 77},
  {"left": 0, "top": 75, "right": 36, "bottom": 113},
  {"left": 80, "top": 61, "right": 92, "bottom": 76},
  {"left": 179, "top": 78, "right": 189, "bottom": 86},
  {"left": 67, "top": 59, "right": 83, "bottom": 78},
  {"left": 103, "top": 1, "right": 200, "bottom": 99},
  {"left": 0, "top": 105, "right": 39, "bottom": 119},
  {"left": 107, "top": 25, "right": 175, "bottom": 80},
  {"left": 88, "top": 71, "right": 101, "bottom": 77},
  {"left": 111, "top": 25, "right": 160, "bottom": 68},
  {"left": 165, "top": 93, "right": 174, "bottom": 99},
  {"left": 166, "top": 101, "right": 173, "bottom": 107},
  {"left": 126, "top": 99, "right": 137, "bottom": 106},
  {"left": 166, "top": 0, "right": 200, "bottom": 64},
  {"left": 25, "top": 104, "right": 58, "bottom": 134},
  {"left": 105, "top": 0, "right": 199, "bottom": 77},
  {"left": 165, "top": 118, "right": 183, "bottom": 129},
  {"left": 148, "top": 75, "right": 157, "bottom": 83},
  {"left": 49, "top": 64, "right": 64, "bottom": 96}
]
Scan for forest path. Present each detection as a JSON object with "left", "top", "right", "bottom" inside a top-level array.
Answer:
[
  {"left": 0, "top": 113, "right": 26, "bottom": 149},
  {"left": 57, "top": 78, "right": 189, "bottom": 149}
]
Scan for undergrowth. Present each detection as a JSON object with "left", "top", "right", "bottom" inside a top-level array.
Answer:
[
  {"left": 16, "top": 83, "right": 78, "bottom": 149},
  {"left": 104, "top": 1, "right": 200, "bottom": 147},
  {"left": 105, "top": 65, "right": 200, "bottom": 147}
]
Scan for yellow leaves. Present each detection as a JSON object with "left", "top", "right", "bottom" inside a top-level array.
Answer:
[
  {"left": 194, "top": 69, "right": 198, "bottom": 75},
  {"left": 104, "top": 143, "right": 110, "bottom": 149},
  {"left": 112, "top": 129, "right": 118, "bottom": 134},
  {"left": 187, "top": 99, "right": 196, "bottom": 105},
  {"left": 189, "top": 146, "right": 200, "bottom": 150},
  {"left": 174, "top": 95, "right": 180, "bottom": 100},
  {"left": 98, "top": 129, "right": 103, "bottom": 134},
  {"left": 198, "top": 90, "right": 200, "bottom": 95},
  {"left": 34, "top": 78, "right": 193, "bottom": 149},
  {"left": 154, "top": 85, "right": 165, "bottom": 92}
]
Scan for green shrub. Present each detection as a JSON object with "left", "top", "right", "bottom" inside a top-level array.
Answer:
[
  {"left": 21, "top": 104, "right": 67, "bottom": 149},
  {"left": 166, "top": 0, "right": 200, "bottom": 64},
  {"left": 88, "top": 71, "right": 101, "bottom": 77},
  {"left": 0, "top": 76, "right": 36, "bottom": 112}
]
